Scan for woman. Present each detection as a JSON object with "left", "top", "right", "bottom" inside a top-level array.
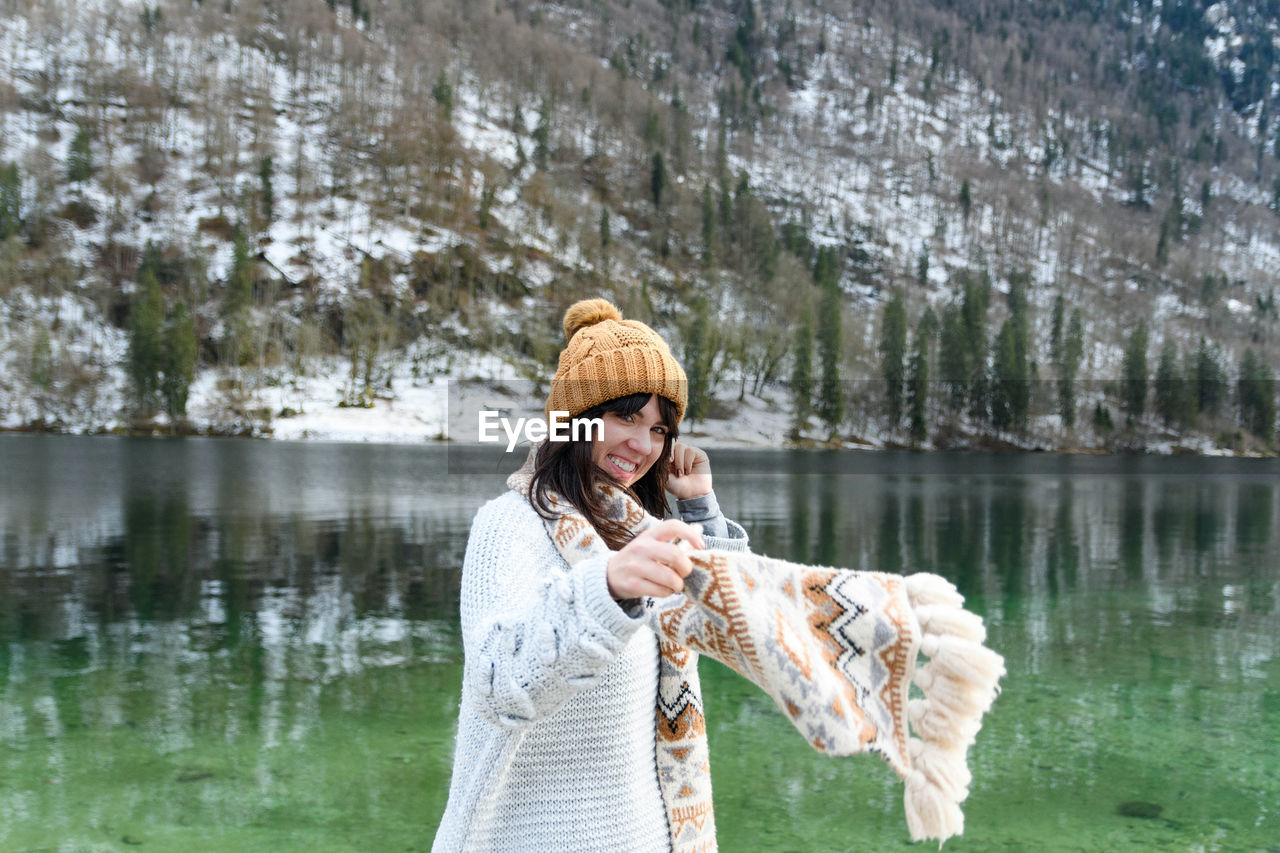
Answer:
[
  {"left": 434, "top": 299, "right": 748, "bottom": 851},
  {"left": 436, "top": 301, "right": 1004, "bottom": 852}
]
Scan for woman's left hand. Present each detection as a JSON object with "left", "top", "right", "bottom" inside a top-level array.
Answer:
[{"left": 667, "top": 441, "right": 713, "bottom": 500}]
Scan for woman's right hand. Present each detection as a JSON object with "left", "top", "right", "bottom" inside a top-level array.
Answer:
[{"left": 606, "top": 518, "right": 706, "bottom": 600}]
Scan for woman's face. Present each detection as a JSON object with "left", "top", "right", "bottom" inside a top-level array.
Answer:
[{"left": 591, "top": 394, "right": 670, "bottom": 486}]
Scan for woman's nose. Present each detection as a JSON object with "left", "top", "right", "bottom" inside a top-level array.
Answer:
[{"left": 626, "top": 428, "right": 652, "bottom": 454}]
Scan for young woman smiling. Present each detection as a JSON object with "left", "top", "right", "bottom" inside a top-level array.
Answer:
[
  {"left": 435, "top": 300, "right": 1006, "bottom": 851},
  {"left": 434, "top": 299, "right": 748, "bottom": 851}
]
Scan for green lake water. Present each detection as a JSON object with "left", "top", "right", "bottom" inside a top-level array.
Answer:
[{"left": 1, "top": 436, "right": 1277, "bottom": 852}]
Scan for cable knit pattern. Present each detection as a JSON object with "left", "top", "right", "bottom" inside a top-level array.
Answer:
[
  {"left": 434, "top": 490, "right": 748, "bottom": 853},
  {"left": 463, "top": 504, "right": 639, "bottom": 729}
]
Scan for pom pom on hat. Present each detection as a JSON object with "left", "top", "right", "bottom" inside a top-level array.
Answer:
[
  {"left": 547, "top": 297, "right": 688, "bottom": 423},
  {"left": 563, "top": 298, "right": 623, "bottom": 341}
]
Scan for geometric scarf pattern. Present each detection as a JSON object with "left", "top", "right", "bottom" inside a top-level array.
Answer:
[{"left": 508, "top": 453, "right": 1003, "bottom": 849}]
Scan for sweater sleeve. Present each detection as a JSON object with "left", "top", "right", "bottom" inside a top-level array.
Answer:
[
  {"left": 459, "top": 496, "right": 645, "bottom": 730},
  {"left": 678, "top": 489, "right": 750, "bottom": 552}
]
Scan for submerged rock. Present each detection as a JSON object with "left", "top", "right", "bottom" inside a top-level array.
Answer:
[{"left": 1116, "top": 801, "right": 1164, "bottom": 819}]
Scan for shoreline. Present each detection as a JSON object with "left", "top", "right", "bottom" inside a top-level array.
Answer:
[{"left": 5, "top": 362, "right": 1273, "bottom": 458}]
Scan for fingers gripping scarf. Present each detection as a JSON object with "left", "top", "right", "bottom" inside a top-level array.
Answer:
[{"left": 508, "top": 454, "right": 1004, "bottom": 849}]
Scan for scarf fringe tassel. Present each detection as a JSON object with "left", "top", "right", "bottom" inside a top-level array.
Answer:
[{"left": 902, "top": 574, "right": 1006, "bottom": 846}]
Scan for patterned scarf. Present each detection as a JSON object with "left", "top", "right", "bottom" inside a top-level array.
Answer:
[{"left": 508, "top": 452, "right": 1004, "bottom": 850}]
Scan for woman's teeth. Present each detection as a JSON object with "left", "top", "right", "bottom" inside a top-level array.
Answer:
[{"left": 609, "top": 455, "right": 637, "bottom": 473}]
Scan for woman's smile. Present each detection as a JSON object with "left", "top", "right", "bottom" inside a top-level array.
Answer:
[
  {"left": 591, "top": 395, "right": 668, "bottom": 485},
  {"left": 606, "top": 454, "right": 638, "bottom": 475}
]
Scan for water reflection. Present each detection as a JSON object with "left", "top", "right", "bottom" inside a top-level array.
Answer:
[
  {"left": 1237, "top": 482, "right": 1273, "bottom": 552},
  {"left": 5, "top": 439, "right": 1278, "bottom": 681},
  {"left": 2, "top": 510, "right": 465, "bottom": 661},
  {"left": 1, "top": 438, "right": 1278, "bottom": 849}
]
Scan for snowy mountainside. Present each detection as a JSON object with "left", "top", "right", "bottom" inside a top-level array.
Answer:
[{"left": 0, "top": 0, "right": 1275, "bottom": 451}]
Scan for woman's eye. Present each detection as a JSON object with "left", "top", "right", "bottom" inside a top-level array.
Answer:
[{"left": 652, "top": 426, "right": 667, "bottom": 436}]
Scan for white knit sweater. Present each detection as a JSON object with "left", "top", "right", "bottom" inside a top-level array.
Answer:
[{"left": 434, "top": 489, "right": 748, "bottom": 852}]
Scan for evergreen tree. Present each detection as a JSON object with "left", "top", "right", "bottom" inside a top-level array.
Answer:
[
  {"left": 161, "top": 302, "right": 197, "bottom": 420},
  {"left": 726, "top": 0, "right": 760, "bottom": 85},
  {"left": 479, "top": 183, "right": 495, "bottom": 230},
  {"left": 1008, "top": 272, "right": 1030, "bottom": 424},
  {"left": 1058, "top": 309, "right": 1083, "bottom": 426},
  {"left": 1121, "top": 319, "right": 1149, "bottom": 422},
  {"left": 30, "top": 327, "right": 52, "bottom": 395},
  {"left": 259, "top": 155, "right": 275, "bottom": 225},
  {"left": 1194, "top": 337, "right": 1228, "bottom": 418},
  {"left": 432, "top": 71, "right": 454, "bottom": 121},
  {"left": 990, "top": 272, "right": 1030, "bottom": 433},
  {"left": 138, "top": 241, "right": 165, "bottom": 285},
  {"left": 701, "top": 183, "right": 715, "bottom": 257},
  {"left": 1050, "top": 292, "right": 1065, "bottom": 364},
  {"left": 878, "top": 288, "right": 907, "bottom": 428},
  {"left": 916, "top": 243, "right": 929, "bottom": 286},
  {"left": 790, "top": 299, "right": 814, "bottom": 433},
  {"left": 906, "top": 307, "right": 937, "bottom": 444},
  {"left": 533, "top": 99, "right": 550, "bottom": 170},
  {"left": 937, "top": 301, "right": 968, "bottom": 413},
  {"left": 1154, "top": 338, "right": 1191, "bottom": 427},
  {"left": 598, "top": 206, "right": 610, "bottom": 249},
  {"left": 989, "top": 320, "right": 1030, "bottom": 433},
  {"left": 714, "top": 121, "right": 730, "bottom": 226},
  {"left": 683, "top": 294, "right": 710, "bottom": 423},
  {"left": 139, "top": 5, "right": 163, "bottom": 36},
  {"left": 816, "top": 253, "right": 844, "bottom": 436},
  {"left": 989, "top": 321, "right": 1015, "bottom": 431},
  {"left": 226, "top": 227, "right": 253, "bottom": 315},
  {"left": 958, "top": 178, "right": 972, "bottom": 224},
  {"left": 650, "top": 152, "right": 668, "bottom": 209},
  {"left": 222, "top": 226, "right": 254, "bottom": 365},
  {"left": 1238, "top": 349, "right": 1276, "bottom": 442},
  {"left": 68, "top": 126, "right": 93, "bottom": 184},
  {"left": 128, "top": 267, "right": 165, "bottom": 412},
  {"left": 1092, "top": 401, "right": 1115, "bottom": 431},
  {"left": 0, "top": 163, "right": 20, "bottom": 240},
  {"left": 961, "top": 272, "right": 990, "bottom": 420},
  {"left": 718, "top": 179, "right": 732, "bottom": 230}
]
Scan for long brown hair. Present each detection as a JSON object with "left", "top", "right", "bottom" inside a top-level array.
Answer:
[{"left": 529, "top": 392, "right": 680, "bottom": 550}]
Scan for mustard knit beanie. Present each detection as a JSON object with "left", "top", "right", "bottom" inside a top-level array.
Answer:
[{"left": 546, "top": 298, "right": 688, "bottom": 423}]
